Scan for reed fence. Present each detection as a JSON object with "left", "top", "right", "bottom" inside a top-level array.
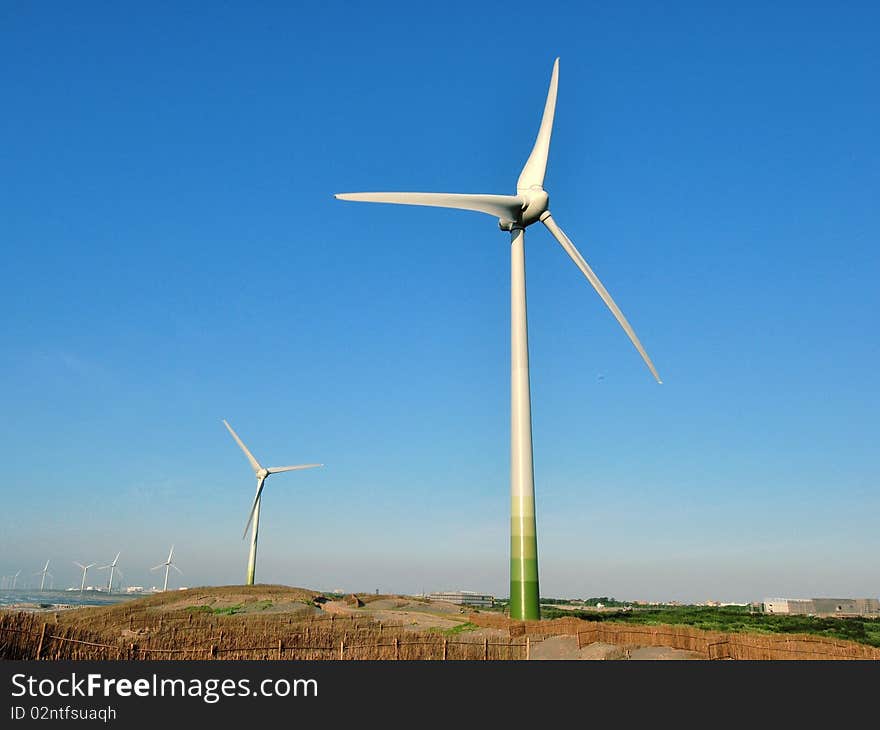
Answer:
[{"left": 0, "top": 612, "right": 526, "bottom": 661}]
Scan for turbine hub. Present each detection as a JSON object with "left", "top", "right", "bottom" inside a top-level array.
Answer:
[
  {"left": 501, "top": 187, "right": 549, "bottom": 230},
  {"left": 519, "top": 187, "right": 549, "bottom": 226},
  {"left": 257, "top": 468, "right": 269, "bottom": 480}
]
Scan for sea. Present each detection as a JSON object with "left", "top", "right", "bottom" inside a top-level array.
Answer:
[{"left": 0, "top": 589, "right": 144, "bottom": 611}]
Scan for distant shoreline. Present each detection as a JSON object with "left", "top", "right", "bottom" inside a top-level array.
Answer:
[{"left": 0, "top": 589, "right": 143, "bottom": 612}]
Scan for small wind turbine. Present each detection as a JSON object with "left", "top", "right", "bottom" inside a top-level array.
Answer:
[
  {"left": 150, "top": 546, "right": 182, "bottom": 592},
  {"left": 336, "top": 58, "right": 661, "bottom": 620},
  {"left": 35, "top": 560, "right": 52, "bottom": 592},
  {"left": 222, "top": 419, "right": 322, "bottom": 586},
  {"left": 73, "top": 561, "right": 96, "bottom": 594},
  {"left": 98, "top": 553, "right": 121, "bottom": 593},
  {"left": 12, "top": 570, "right": 21, "bottom": 590}
]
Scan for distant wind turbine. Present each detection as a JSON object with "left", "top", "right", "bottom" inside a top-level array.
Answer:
[
  {"left": 222, "top": 419, "right": 322, "bottom": 585},
  {"left": 150, "top": 546, "right": 182, "bottom": 592},
  {"left": 98, "top": 553, "right": 121, "bottom": 593},
  {"left": 73, "top": 561, "right": 96, "bottom": 594},
  {"left": 335, "top": 58, "right": 661, "bottom": 620},
  {"left": 12, "top": 570, "right": 21, "bottom": 590},
  {"left": 35, "top": 560, "right": 52, "bottom": 592}
]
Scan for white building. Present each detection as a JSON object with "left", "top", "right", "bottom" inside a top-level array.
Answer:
[{"left": 763, "top": 597, "right": 880, "bottom": 617}]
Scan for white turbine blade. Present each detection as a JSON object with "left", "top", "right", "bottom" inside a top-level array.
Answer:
[
  {"left": 85, "top": 563, "right": 96, "bottom": 569},
  {"left": 112, "top": 552, "right": 120, "bottom": 566},
  {"left": 335, "top": 192, "right": 525, "bottom": 221},
  {"left": 242, "top": 479, "right": 266, "bottom": 539},
  {"left": 167, "top": 545, "right": 174, "bottom": 563},
  {"left": 517, "top": 58, "right": 560, "bottom": 191},
  {"left": 171, "top": 565, "right": 183, "bottom": 575},
  {"left": 542, "top": 214, "right": 662, "bottom": 383},
  {"left": 266, "top": 463, "right": 323, "bottom": 474},
  {"left": 73, "top": 561, "right": 85, "bottom": 570},
  {"left": 97, "top": 565, "right": 110, "bottom": 571},
  {"left": 223, "top": 419, "right": 263, "bottom": 473},
  {"left": 150, "top": 563, "right": 164, "bottom": 572}
]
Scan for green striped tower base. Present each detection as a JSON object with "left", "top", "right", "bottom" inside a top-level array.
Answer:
[{"left": 510, "top": 495, "right": 540, "bottom": 620}]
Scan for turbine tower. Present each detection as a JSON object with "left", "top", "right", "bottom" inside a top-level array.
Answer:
[
  {"left": 35, "top": 560, "right": 52, "bottom": 592},
  {"left": 150, "top": 545, "right": 182, "bottom": 592},
  {"left": 335, "top": 58, "right": 661, "bottom": 620},
  {"left": 98, "top": 553, "right": 121, "bottom": 593},
  {"left": 222, "top": 420, "right": 323, "bottom": 586},
  {"left": 73, "top": 561, "right": 96, "bottom": 594}
]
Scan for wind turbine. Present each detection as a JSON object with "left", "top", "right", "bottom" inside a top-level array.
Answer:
[
  {"left": 150, "top": 546, "right": 182, "bottom": 592},
  {"left": 73, "top": 561, "right": 96, "bottom": 594},
  {"left": 98, "top": 553, "right": 121, "bottom": 593},
  {"left": 35, "top": 560, "right": 52, "bottom": 592},
  {"left": 222, "top": 419, "right": 322, "bottom": 586},
  {"left": 12, "top": 570, "right": 21, "bottom": 590},
  {"left": 335, "top": 58, "right": 661, "bottom": 620}
]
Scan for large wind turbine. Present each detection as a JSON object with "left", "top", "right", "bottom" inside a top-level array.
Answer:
[
  {"left": 98, "top": 553, "right": 121, "bottom": 593},
  {"left": 35, "top": 560, "right": 52, "bottom": 592},
  {"left": 222, "top": 420, "right": 322, "bottom": 586},
  {"left": 336, "top": 58, "right": 661, "bottom": 620},
  {"left": 73, "top": 561, "right": 96, "bottom": 594},
  {"left": 150, "top": 545, "right": 182, "bottom": 592}
]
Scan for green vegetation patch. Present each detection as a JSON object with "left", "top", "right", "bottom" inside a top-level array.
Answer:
[
  {"left": 211, "top": 604, "right": 245, "bottom": 616},
  {"left": 539, "top": 604, "right": 880, "bottom": 648},
  {"left": 428, "top": 622, "right": 479, "bottom": 637}
]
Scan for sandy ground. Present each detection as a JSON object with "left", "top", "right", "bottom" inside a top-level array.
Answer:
[
  {"left": 528, "top": 635, "right": 704, "bottom": 660},
  {"left": 322, "top": 598, "right": 486, "bottom": 633},
  {"left": 628, "top": 645, "right": 705, "bottom": 660}
]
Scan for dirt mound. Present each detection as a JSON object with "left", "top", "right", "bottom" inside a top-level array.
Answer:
[{"left": 52, "top": 585, "right": 322, "bottom": 629}]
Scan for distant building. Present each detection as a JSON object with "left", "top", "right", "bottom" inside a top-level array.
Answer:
[
  {"left": 426, "top": 591, "right": 494, "bottom": 608},
  {"left": 125, "top": 586, "right": 144, "bottom": 594},
  {"left": 763, "top": 597, "right": 880, "bottom": 617}
]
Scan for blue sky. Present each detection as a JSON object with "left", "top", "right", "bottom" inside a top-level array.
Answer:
[{"left": 1, "top": 2, "right": 877, "bottom": 602}]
